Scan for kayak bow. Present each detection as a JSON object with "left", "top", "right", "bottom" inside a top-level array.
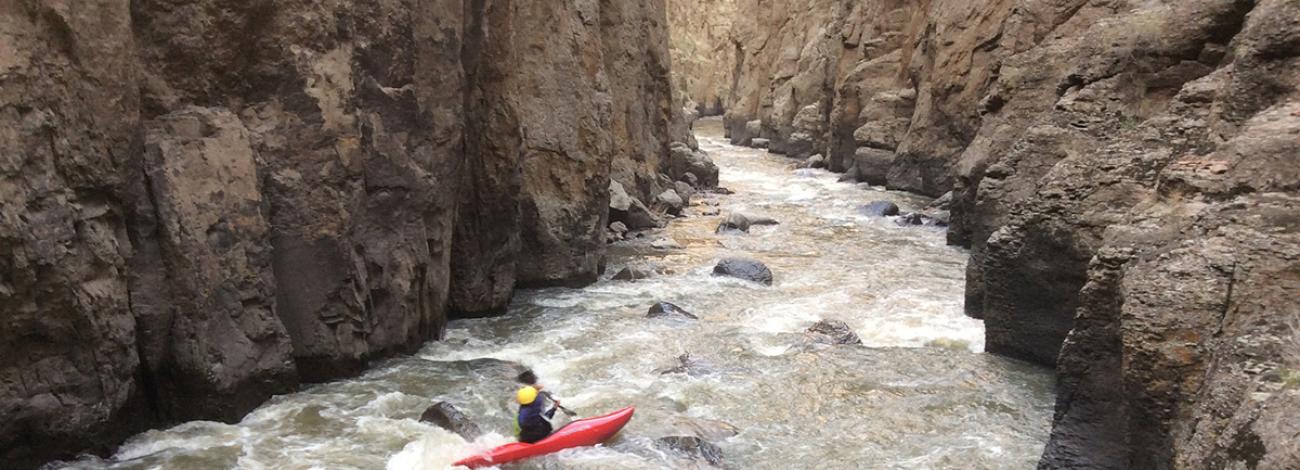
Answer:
[{"left": 453, "top": 407, "right": 634, "bottom": 468}]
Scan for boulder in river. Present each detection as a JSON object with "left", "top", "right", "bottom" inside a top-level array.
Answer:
[
  {"left": 655, "top": 435, "right": 725, "bottom": 467},
  {"left": 859, "top": 201, "right": 900, "bottom": 217},
  {"left": 804, "top": 320, "right": 862, "bottom": 345},
  {"left": 612, "top": 266, "right": 653, "bottom": 281},
  {"left": 419, "top": 401, "right": 483, "bottom": 440},
  {"left": 668, "top": 142, "right": 720, "bottom": 188},
  {"left": 751, "top": 138, "right": 771, "bottom": 149},
  {"left": 744, "top": 214, "right": 779, "bottom": 226},
  {"left": 609, "top": 181, "right": 663, "bottom": 230},
  {"left": 712, "top": 257, "right": 773, "bottom": 285},
  {"left": 669, "top": 416, "right": 741, "bottom": 441},
  {"left": 715, "top": 213, "right": 751, "bottom": 234},
  {"left": 648, "top": 302, "right": 698, "bottom": 320},
  {"left": 799, "top": 154, "right": 827, "bottom": 169},
  {"left": 657, "top": 189, "right": 686, "bottom": 216},
  {"left": 674, "top": 181, "right": 697, "bottom": 202},
  {"left": 895, "top": 212, "right": 948, "bottom": 227}
]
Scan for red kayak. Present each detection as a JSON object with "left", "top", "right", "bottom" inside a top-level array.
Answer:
[{"left": 453, "top": 407, "right": 634, "bottom": 468}]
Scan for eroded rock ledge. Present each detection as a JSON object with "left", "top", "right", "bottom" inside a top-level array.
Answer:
[{"left": 0, "top": 0, "right": 689, "bottom": 466}]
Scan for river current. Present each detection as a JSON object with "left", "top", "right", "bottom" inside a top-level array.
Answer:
[{"left": 58, "top": 118, "right": 1054, "bottom": 470}]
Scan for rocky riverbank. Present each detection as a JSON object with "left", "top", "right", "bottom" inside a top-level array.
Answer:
[
  {"left": 669, "top": 0, "right": 1299, "bottom": 467},
  {"left": 0, "top": 1, "right": 705, "bottom": 466}
]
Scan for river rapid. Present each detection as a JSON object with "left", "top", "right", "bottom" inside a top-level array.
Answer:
[{"left": 57, "top": 118, "right": 1055, "bottom": 470}]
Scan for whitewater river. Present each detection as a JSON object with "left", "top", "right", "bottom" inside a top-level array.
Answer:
[{"left": 58, "top": 118, "right": 1055, "bottom": 469}]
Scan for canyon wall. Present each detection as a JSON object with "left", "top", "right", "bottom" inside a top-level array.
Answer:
[
  {"left": 671, "top": 0, "right": 1299, "bottom": 468},
  {"left": 0, "top": 0, "right": 676, "bottom": 466}
]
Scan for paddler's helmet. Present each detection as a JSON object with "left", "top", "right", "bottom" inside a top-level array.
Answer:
[{"left": 517, "top": 386, "right": 538, "bottom": 405}]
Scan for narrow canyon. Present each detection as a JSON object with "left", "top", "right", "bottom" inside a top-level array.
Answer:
[{"left": 2, "top": 0, "right": 1297, "bottom": 469}]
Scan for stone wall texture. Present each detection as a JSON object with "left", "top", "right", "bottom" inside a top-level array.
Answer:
[
  {"left": 669, "top": 0, "right": 1299, "bottom": 468},
  {"left": 0, "top": 0, "right": 677, "bottom": 467}
]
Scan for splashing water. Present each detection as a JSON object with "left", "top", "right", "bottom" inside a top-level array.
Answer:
[{"left": 54, "top": 118, "right": 1054, "bottom": 470}]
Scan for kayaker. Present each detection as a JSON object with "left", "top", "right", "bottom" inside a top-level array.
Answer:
[{"left": 515, "top": 385, "right": 559, "bottom": 443}]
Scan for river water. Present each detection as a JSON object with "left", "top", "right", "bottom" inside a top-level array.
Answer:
[{"left": 58, "top": 118, "right": 1054, "bottom": 470}]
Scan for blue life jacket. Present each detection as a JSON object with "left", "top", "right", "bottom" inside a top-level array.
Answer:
[{"left": 516, "top": 398, "right": 557, "bottom": 443}]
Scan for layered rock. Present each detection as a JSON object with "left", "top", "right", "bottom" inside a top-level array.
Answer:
[
  {"left": 0, "top": 0, "right": 677, "bottom": 466},
  {"left": 667, "top": 0, "right": 736, "bottom": 116}
]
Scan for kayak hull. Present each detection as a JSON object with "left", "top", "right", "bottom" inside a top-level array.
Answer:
[{"left": 454, "top": 407, "right": 634, "bottom": 468}]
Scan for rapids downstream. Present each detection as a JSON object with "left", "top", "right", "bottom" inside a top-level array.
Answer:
[{"left": 57, "top": 118, "right": 1055, "bottom": 470}]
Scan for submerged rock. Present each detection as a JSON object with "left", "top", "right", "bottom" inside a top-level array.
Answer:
[
  {"left": 859, "top": 201, "right": 900, "bottom": 217},
  {"left": 712, "top": 257, "right": 773, "bottom": 285},
  {"left": 419, "top": 402, "right": 483, "bottom": 440},
  {"left": 744, "top": 214, "right": 779, "bottom": 226},
  {"left": 651, "top": 237, "right": 683, "bottom": 250},
  {"left": 647, "top": 302, "right": 698, "bottom": 320},
  {"left": 655, "top": 435, "right": 725, "bottom": 466},
  {"left": 804, "top": 320, "right": 862, "bottom": 345}
]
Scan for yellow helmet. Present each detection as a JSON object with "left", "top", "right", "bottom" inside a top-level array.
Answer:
[{"left": 516, "top": 386, "right": 538, "bottom": 405}]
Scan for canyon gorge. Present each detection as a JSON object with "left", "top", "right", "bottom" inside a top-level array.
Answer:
[{"left": 3, "top": 0, "right": 1298, "bottom": 468}]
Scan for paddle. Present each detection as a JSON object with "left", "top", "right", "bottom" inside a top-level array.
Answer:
[{"left": 516, "top": 370, "right": 578, "bottom": 417}]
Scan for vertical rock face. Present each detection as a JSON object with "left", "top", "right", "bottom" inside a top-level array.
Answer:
[
  {"left": 0, "top": 1, "right": 146, "bottom": 464},
  {"left": 667, "top": 0, "right": 736, "bottom": 116},
  {"left": 669, "top": 0, "right": 1300, "bottom": 468},
  {"left": 0, "top": 0, "right": 677, "bottom": 466}
]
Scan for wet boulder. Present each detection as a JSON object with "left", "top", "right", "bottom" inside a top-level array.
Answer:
[
  {"left": 674, "top": 181, "right": 697, "bottom": 202},
  {"left": 419, "top": 401, "right": 483, "bottom": 440},
  {"left": 648, "top": 302, "right": 698, "bottom": 320},
  {"left": 859, "top": 201, "right": 900, "bottom": 217},
  {"left": 744, "top": 214, "right": 779, "bottom": 226},
  {"left": 655, "top": 436, "right": 725, "bottom": 467},
  {"left": 612, "top": 266, "right": 653, "bottom": 281},
  {"left": 669, "top": 142, "right": 720, "bottom": 188},
  {"left": 799, "top": 154, "right": 827, "bottom": 169},
  {"left": 712, "top": 187, "right": 735, "bottom": 195},
  {"left": 804, "top": 320, "right": 862, "bottom": 345},
  {"left": 715, "top": 213, "right": 751, "bottom": 234},
  {"left": 895, "top": 212, "right": 948, "bottom": 227},
  {"left": 712, "top": 257, "right": 773, "bottom": 285},
  {"left": 926, "top": 191, "right": 953, "bottom": 211},
  {"left": 751, "top": 138, "right": 771, "bottom": 149},
  {"left": 657, "top": 189, "right": 686, "bottom": 216},
  {"left": 609, "top": 181, "right": 663, "bottom": 230}
]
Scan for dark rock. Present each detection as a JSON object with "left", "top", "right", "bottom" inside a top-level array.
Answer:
[
  {"left": 859, "top": 201, "right": 900, "bottom": 217},
  {"left": 657, "top": 189, "right": 686, "bottom": 216},
  {"left": 683, "top": 172, "right": 701, "bottom": 188},
  {"left": 712, "top": 257, "right": 773, "bottom": 285},
  {"left": 715, "top": 213, "right": 751, "bottom": 234},
  {"left": 926, "top": 191, "right": 953, "bottom": 211},
  {"left": 805, "top": 320, "right": 862, "bottom": 345},
  {"left": 668, "top": 142, "right": 720, "bottom": 188},
  {"left": 647, "top": 302, "right": 698, "bottom": 320},
  {"left": 612, "top": 266, "right": 653, "bottom": 281},
  {"left": 853, "top": 147, "right": 896, "bottom": 185},
  {"left": 751, "top": 138, "right": 771, "bottom": 149},
  {"left": 609, "top": 221, "right": 629, "bottom": 235},
  {"left": 655, "top": 436, "right": 725, "bottom": 467},
  {"left": 674, "top": 181, "right": 697, "bottom": 202},
  {"left": 610, "top": 181, "right": 664, "bottom": 230},
  {"left": 420, "top": 402, "right": 483, "bottom": 441},
  {"left": 712, "top": 187, "right": 735, "bottom": 195}
]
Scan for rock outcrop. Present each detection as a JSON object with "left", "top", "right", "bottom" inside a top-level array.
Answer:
[
  {"left": 0, "top": 0, "right": 678, "bottom": 467},
  {"left": 669, "top": 0, "right": 1299, "bottom": 468}
]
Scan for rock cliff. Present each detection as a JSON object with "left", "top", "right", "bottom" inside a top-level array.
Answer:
[
  {"left": 0, "top": 0, "right": 677, "bottom": 466},
  {"left": 670, "top": 0, "right": 1299, "bottom": 468}
]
